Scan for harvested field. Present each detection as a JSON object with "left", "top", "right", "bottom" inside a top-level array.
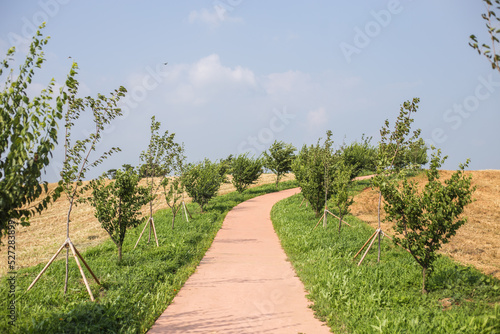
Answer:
[
  {"left": 0, "top": 173, "right": 295, "bottom": 277},
  {"left": 3, "top": 170, "right": 498, "bottom": 280},
  {"left": 350, "top": 170, "right": 500, "bottom": 279}
]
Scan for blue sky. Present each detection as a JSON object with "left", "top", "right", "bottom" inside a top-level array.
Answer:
[{"left": 1, "top": 0, "right": 499, "bottom": 182}]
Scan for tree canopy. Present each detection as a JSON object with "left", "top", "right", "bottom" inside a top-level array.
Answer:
[{"left": 0, "top": 25, "right": 66, "bottom": 239}]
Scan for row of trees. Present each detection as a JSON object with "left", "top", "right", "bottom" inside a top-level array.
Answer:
[
  {"left": 291, "top": 98, "right": 475, "bottom": 294},
  {"left": 4, "top": 0, "right": 494, "bottom": 297}
]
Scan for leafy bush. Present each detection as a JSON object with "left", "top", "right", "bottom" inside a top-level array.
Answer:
[
  {"left": 262, "top": 140, "right": 296, "bottom": 187},
  {"left": 392, "top": 137, "right": 428, "bottom": 170},
  {"left": 182, "top": 159, "right": 225, "bottom": 212},
  {"left": 230, "top": 153, "right": 263, "bottom": 193},
  {"left": 139, "top": 116, "right": 183, "bottom": 221},
  {"left": 381, "top": 150, "right": 475, "bottom": 293},
  {"left": 82, "top": 169, "right": 150, "bottom": 261},
  {"left": 340, "top": 135, "right": 377, "bottom": 178},
  {"left": 329, "top": 160, "right": 354, "bottom": 233},
  {"left": 292, "top": 131, "right": 337, "bottom": 217}
]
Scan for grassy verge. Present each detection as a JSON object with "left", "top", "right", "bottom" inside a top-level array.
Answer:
[
  {"left": 1, "top": 180, "right": 297, "bottom": 333},
  {"left": 271, "top": 180, "right": 500, "bottom": 333}
]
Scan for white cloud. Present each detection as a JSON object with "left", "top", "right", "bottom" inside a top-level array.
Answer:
[
  {"left": 158, "top": 54, "right": 256, "bottom": 106},
  {"left": 307, "top": 107, "right": 328, "bottom": 130},
  {"left": 189, "top": 54, "right": 255, "bottom": 87},
  {"left": 188, "top": 7, "right": 242, "bottom": 27},
  {"left": 263, "top": 70, "right": 315, "bottom": 96}
]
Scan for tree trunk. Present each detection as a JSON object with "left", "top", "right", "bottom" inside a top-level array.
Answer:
[
  {"left": 64, "top": 199, "right": 74, "bottom": 294},
  {"left": 172, "top": 212, "right": 176, "bottom": 230},
  {"left": 148, "top": 200, "right": 153, "bottom": 243},
  {"left": 377, "top": 192, "right": 382, "bottom": 263},
  {"left": 118, "top": 244, "right": 122, "bottom": 262},
  {"left": 338, "top": 213, "right": 343, "bottom": 234},
  {"left": 422, "top": 267, "right": 428, "bottom": 294},
  {"left": 323, "top": 207, "right": 327, "bottom": 228},
  {"left": 64, "top": 246, "right": 69, "bottom": 294},
  {"left": 323, "top": 191, "right": 328, "bottom": 228}
]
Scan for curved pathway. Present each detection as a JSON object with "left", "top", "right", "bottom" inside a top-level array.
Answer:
[{"left": 148, "top": 188, "right": 331, "bottom": 333}]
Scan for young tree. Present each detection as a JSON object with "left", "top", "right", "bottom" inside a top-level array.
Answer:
[
  {"left": 292, "top": 132, "right": 336, "bottom": 217},
  {"left": 375, "top": 98, "right": 422, "bottom": 178},
  {"left": 376, "top": 98, "right": 422, "bottom": 257},
  {"left": 392, "top": 138, "right": 428, "bottom": 171},
  {"left": 182, "top": 159, "right": 225, "bottom": 212},
  {"left": 330, "top": 159, "right": 354, "bottom": 233},
  {"left": 27, "top": 60, "right": 127, "bottom": 300},
  {"left": 136, "top": 116, "right": 182, "bottom": 246},
  {"left": 83, "top": 169, "right": 150, "bottom": 261},
  {"left": 262, "top": 140, "right": 296, "bottom": 187},
  {"left": 356, "top": 98, "right": 424, "bottom": 265},
  {"left": 293, "top": 145, "right": 324, "bottom": 217},
  {"left": 0, "top": 24, "right": 66, "bottom": 239},
  {"left": 380, "top": 150, "right": 475, "bottom": 293},
  {"left": 218, "top": 155, "right": 233, "bottom": 178},
  {"left": 106, "top": 169, "right": 117, "bottom": 179},
  {"left": 121, "top": 163, "right": 134, "bottom": 173},
  {"left": 161, "top": 145, "right": 186, "bottom": 229},
  {"left": 230, "top": 153, "right": 263, "bottom": 193},
  {"left": 340, "top": 135, "right": 377, "bottom": 179},
  {"left": 469, "top": 0, "right": 500, "bottom": 72}
]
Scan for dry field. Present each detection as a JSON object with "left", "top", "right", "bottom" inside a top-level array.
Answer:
[
  {"left": 0, "top": 173, "right": 295, "bottom": 277},
  {"left": 2, "top": 170, "right": 498, "bottom": 280},
  {"left": 351, "top": 170, "right": 500, "bottom": 280}
]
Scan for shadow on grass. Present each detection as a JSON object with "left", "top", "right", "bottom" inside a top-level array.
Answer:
[{"left": 0, "top": 180, "right": 299, "bottom": 333}]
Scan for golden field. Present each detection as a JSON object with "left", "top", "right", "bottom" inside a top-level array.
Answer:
[
  {"left": 351, "top": 170, "right": 500, "bottom": 279},
  {"left": 0, "top": 173, "right": 295, "bottom": 277},
  {"left": 1, "top": 170, "right": 499, "bottom": 281}
]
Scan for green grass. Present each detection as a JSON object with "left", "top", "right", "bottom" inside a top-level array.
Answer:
[
  {"left": 271, "top": 185, "right": 500, "bottom": 333},
  {"left": 0, "top": 180, "right": 298, "bottom": 333}
]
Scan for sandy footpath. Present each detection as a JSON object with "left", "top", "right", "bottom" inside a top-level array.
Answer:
[{"left": 148, "top": 187, "right": 331, "bottom": 333}]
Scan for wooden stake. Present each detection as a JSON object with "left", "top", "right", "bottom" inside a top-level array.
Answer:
[
  {"left": 134, "top": 218, "right": 151, "bottom": 249},
  {"left": 353, "top": 230, "right": 378, "bottom": 260},
  {"left": 314, "top": 209, "right": 352, "bottom": 231},
  {"left": 134, "top": 217, "right": 159, "bottom": 249},
  {"left": 325, "top": 210, "right": 352, "bottom": 227},
  {"left": 358, "top": 229, "right": 380, "bottom": 266},
  {"left": 27, "top": 238, "right": 100, "bottom": 301},
  {"left": 68, "top": 241, "right": 94, "bottom": 301},
  {"left": 151, "top": 217, "right": 159, "bottom": 247},
  {"left": 27, "top": 239, "right": 68, "bottom": 292},
  {"left": 72, "top": 244, "right": 100, "bottom": 285},
  {"left": 182, "top": 201, "right": 189, "bottom": 222},
  {"left": 313, "top": 211, "right": 326, "bottom": 230}
]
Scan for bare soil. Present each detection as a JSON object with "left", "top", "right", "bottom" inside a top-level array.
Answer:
[
  {"left": 350, "top": 170, "right": 500, "bottom": 279},
  {"left": 0, "top": 173, "right": 295, "bottom": 277}
]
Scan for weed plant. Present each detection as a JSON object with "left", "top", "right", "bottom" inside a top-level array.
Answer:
[{"left": 0, "top": 181, "right": 297, "bottom": 333}]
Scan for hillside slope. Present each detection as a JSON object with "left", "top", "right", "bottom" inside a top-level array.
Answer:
[{"left": 351, "top": 170, "right": 500, "bottom": 279}]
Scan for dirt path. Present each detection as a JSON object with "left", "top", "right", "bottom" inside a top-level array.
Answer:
[{"left": 148, "top": 188, "right": 330, "bottom": 333}]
